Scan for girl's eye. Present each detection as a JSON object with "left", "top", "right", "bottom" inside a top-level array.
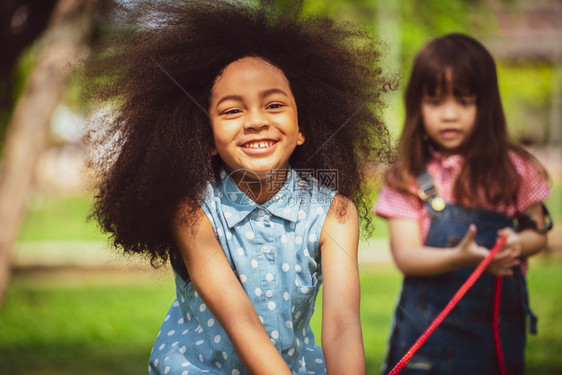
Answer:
[
  {"left": 223, "top": 109, "right": 241, "bottom": 115},
  {"left": 267, "top": 103, "right": 283, "bottom": 110},
  {"left": 424, "top": 98, "right": 441, "bottom": 106},
  {"left": 459, "top": 97, "right": 476, "bottom": 106}
]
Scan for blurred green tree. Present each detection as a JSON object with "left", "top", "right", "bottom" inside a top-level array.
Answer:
[{"left": 0, "top": 0, "right": 97, "bottom": 306}]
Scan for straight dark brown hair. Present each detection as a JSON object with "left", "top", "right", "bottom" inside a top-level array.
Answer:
[{"left": 386, "top": 33, "right": 547, "bottom": 208}]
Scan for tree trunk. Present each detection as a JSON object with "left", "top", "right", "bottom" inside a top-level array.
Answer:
[{"left": 0, "top": 0, "right": 97, "bottom": 307}]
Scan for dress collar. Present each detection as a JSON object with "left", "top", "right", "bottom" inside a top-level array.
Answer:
[
  {"left": 217, "top": 166, "right": 300, "bottom": 228},
  {"left": 428, "top": 146, "right": 464, "bottom": 170}
]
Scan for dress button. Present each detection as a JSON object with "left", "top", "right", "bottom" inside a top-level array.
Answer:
[
  {"left": 258, "top": 209, "right": 267, "bottom": 217},
  {"left": 261, "top": 245, "right": 270, "bottom": 254},
  {"left": 265, "top": 290, "right": 274, "bottom": 298}
]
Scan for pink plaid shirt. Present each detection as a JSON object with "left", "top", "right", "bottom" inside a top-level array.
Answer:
[{"left": 374, "top": 149, "right": 551, "bottom": 245}]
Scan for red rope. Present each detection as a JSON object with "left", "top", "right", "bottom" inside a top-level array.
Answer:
[
  {"left": 388, "top": 236, "right": 508, "bottom": 375},
  {"left": 494, "top": 276, "right": 507, "bottom": 375}
]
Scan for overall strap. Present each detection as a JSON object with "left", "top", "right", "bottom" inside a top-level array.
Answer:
[
  {"left": 416, "top": 169, "right": 446, "bottom": 212},
  {"left": 516, "top": 267, "right": 538, "bottom": 334}
]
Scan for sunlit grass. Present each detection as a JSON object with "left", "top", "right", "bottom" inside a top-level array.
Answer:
[
  {"left": 0, "top": 269, "right": 173, "bottom": 375},
  {"left": 1, "top": 260, "right": 561, "bottom": 374},
  {"left": 19, "top": 193, "right": 107, "bottom": 242}
]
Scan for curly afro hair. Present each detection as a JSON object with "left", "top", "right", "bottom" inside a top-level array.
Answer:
[{"left": 84, "top": 0, "right": 393, "bottom": 275}]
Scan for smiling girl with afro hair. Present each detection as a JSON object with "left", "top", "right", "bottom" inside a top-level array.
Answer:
[{"left": 85, "top": 1, "right": 393, "bottom": 373}]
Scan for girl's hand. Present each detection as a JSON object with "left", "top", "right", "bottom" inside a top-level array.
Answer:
[
  {"left": 456, "top": 225, "right": 520, "bottom": 276},
  {"left": 497, "top": 227, "right": 522, "bottom": 254},
  {"left": 455, "top": 224, "right": 489, "bottom": 266},
  {"left": 486, "top": 248, "right": 520, "bottom": 276},
  {"left": 388, "top": 220, "right": 521, "bottom": 276},
  {"left": 485, "top": 227, "right": 521, "bottom": 276}
]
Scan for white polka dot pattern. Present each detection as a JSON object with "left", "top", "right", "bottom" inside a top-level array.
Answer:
[{"left": 149, "top": 167, "right": 333, "bottom": 374}]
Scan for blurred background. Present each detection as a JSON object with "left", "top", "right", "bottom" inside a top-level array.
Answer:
[{"left": 0, "top": 0, "right": 560, "bottom": 374}]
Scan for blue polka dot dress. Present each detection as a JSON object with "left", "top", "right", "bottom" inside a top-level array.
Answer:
[{"left": 149, "top": 167, "right": 336, "bottom": 375}]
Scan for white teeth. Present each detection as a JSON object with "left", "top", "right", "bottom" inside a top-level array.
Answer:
[{"left": 243, "top": 141, "right": 274, "bottom": 148}]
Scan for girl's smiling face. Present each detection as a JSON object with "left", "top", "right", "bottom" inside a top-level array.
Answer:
[{"left": 209, "top": 57, "right": 303, "bottom": 181}]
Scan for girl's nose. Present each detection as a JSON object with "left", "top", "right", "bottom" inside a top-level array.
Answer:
[
  {"left": 244, "top": 109, "right": 269, "bottom": 131},
  {"left": 442, "top": 101, "right": 458, "bottom": 120}
]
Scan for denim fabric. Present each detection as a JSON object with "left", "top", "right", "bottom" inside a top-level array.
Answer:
[
  {"left": 383, "top": 202, "right": 529, "bottom": 375},
  {"left": 149, "top": 167, "right": 336, "bottom": 375}
]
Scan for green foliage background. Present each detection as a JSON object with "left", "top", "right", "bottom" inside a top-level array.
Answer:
[
  {"left": 299, "top": 0, "right": 556, "bottom": 145},
  {"left": 2, "top": 0, "right": 556, "bottom": 149}
]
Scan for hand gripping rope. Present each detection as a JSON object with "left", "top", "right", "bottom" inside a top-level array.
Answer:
[{"left": 389, "top": 236, "right": 508, "bottom": 375}]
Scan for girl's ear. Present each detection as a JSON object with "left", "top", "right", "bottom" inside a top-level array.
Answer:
[
  {"left": 210, "top": 146, "right": 218, "bottom": 156},
  {"left": 297, "top": 132, "right": 305, "bottom": 146}
]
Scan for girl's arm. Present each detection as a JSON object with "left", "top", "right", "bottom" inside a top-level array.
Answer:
[
  {"left": 320, "top": 195, "right": 365, "bottom": 375},
  {"left": 388, "top": 218, "right": 520, "bottom": 276},
  {"left": 173, "top": 206, "right": 291, "bottom": 375},
  {"left": 498, "top": 202, "right": 548, "bottom": 258}
]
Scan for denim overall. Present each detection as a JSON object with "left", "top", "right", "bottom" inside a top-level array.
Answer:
[{"left": 382, "top": 171, "right": 535, "bottom": 375}]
